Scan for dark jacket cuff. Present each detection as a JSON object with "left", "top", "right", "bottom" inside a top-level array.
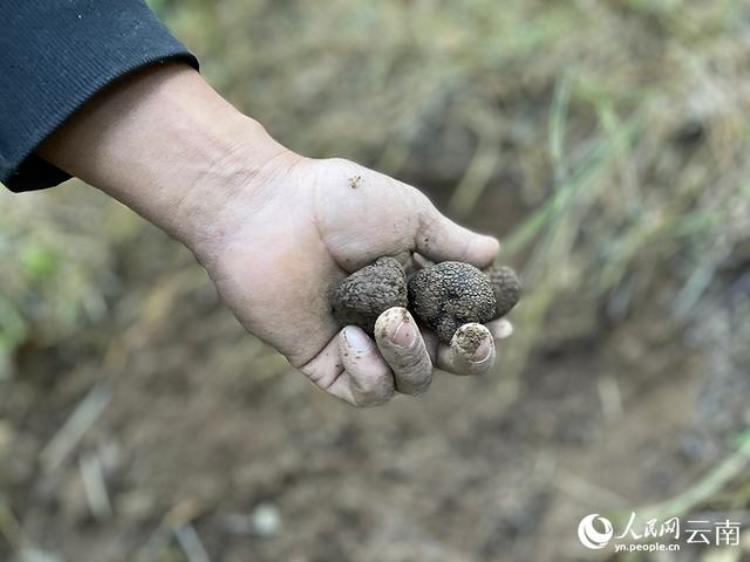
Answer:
[{"left": 0, "top": 1, "right": 199, "bottom": 192}]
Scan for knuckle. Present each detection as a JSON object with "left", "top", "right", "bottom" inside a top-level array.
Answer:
[
  {"left": 399, "top": 372, "right": 432, "bottom": 395},
  {"left": 392, "top": 348, "right": 429, "bottom": 373},
  {"left": 353, "top": 372, "right": 394, "bottom": 406},
  {"left": 354, "top": 386, "right": 392, "bottom": 407},
  {"left": 322, "top": 156, "right": 359, "bottom": 176},
  {"left": 417, "top": 204, "right": 440, "bottom": 236}
]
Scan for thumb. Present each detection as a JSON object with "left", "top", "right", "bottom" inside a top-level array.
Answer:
[{"left": 415, "top": 203, "right": 499, "bottom": 267}]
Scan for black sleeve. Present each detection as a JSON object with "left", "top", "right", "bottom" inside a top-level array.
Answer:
[{"left": 0, "top": 1, "right": 199, "bottom": 192}]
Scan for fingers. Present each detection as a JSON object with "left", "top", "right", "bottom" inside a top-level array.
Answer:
[
  {"left": 486, "top": 318, "right": 514, "bottom": 340},
  {"left": 373, "top": 308, "right": 432, "bottom": 395},
  {"left": 339, "top": 327, "right": 396, "bottom": 405},
  {"left": 415, "top": 202, "right": 499, "bottom": 268},
  {"left": 298, "top": 307, "right": 434, "bottom": 405},
  {"left": 300, "top": 326, "right": 394, "bottom": 407},
  {"left": 299, "top": 317, "right": 512, "bottom": 406},
  {"left": 435, "top": 323, "right": 497, "bottom": 376}
]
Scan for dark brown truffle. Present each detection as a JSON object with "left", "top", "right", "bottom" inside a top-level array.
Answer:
[
  {"left": 330, "top": 257, "right": 408, "bottom": 335},
  {"left": 486, "top": 266, "right": 521, "bottom": 318},
  {"left": 408, "top": 261, "right": 496, "bottom": 344}
]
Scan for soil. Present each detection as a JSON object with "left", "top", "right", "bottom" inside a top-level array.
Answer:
[{"left": 0, "top": 187, "right": 746, "bottom": 562}]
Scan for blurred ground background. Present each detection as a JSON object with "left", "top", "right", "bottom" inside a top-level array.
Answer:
[{"left": 1, "top": 1, "right": 749, "bottom": 561}]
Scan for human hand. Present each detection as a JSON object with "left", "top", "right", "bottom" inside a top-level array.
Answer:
[
  {"left": 38, "top": 64, "right": 513, "bottom": 406},
  {"left": 191, "top": 153, "right": 513, "bottom": 406}
]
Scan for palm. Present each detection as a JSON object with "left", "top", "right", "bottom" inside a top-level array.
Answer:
[{"left": 205, "top": 155, "right": 509, "bottom": 406}]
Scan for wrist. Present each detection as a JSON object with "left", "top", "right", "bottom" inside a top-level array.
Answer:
[
  {"left": 160, "top": 114, "right": 293, "bottom": 255},
  {"left": 38, "top": 63, "right": 291, "bottom": 253}
]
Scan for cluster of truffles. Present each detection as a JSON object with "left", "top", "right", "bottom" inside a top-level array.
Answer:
[{"left": 330, "top": 256, "right": 521, "bottom": 344}]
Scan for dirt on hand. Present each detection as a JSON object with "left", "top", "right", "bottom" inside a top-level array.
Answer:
[
  {"left": 453, "top": 322, "right": 489, "bottom": 355},
  {"left": 330, "top": 256, "right": 521, "bottom": 343}
]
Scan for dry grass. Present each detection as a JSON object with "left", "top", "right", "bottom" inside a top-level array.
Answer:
[
  {"left": 3, "top": 1, "right": 747, "bottom": 375},
  {"left": 149, "top": 0, "right": 750, "bottom": 365},
  {"left": 1, "top": 1, "right": 749, "bottom": 559}
]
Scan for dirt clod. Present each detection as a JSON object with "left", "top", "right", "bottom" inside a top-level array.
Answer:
[
  {"left": 408, "top": 261, "right": 496, "bottom": 344},
  {"left": 486, "top": 266, "right": 522, "bottom": 318},
  {"left": 330, "top": 257, "right": 408, "bottom": 335}
]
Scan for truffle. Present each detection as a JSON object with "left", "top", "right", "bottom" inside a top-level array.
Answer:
[
  {"left": 330, "top": 257, "right": 408, "bottom": 335},
  {"left": 486, "top": 265, "right": 522, "bottom": 318},
  {"left": 408, "top": 261, "right": 496, "bottom": 344}
]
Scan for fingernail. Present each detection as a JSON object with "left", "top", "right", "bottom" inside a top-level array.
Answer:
[
  {"left": 343, "top": 327, "right": 374, "bottom": 354},
  {"left": 495, "top": 319, "right": 514, "bottom": 340},
  {"left": 471, "top": 338, "right": 493, "bottom": 363},
  {"left": 454, "top": 324, "right": 493, "bottom": 363},
  {"left": 391, "top": 319, "right": 417, "bottom": 349}
]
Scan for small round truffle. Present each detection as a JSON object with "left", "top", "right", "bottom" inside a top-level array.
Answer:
[
  {"left": 408, "top": 261, "right": 496, "bottom": 344},
  {"left": 486, "top": 266, "right": 521, "bottom": 318},
  {"left": 330, "top": 257, "right": 408, "bottom": 335}
]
